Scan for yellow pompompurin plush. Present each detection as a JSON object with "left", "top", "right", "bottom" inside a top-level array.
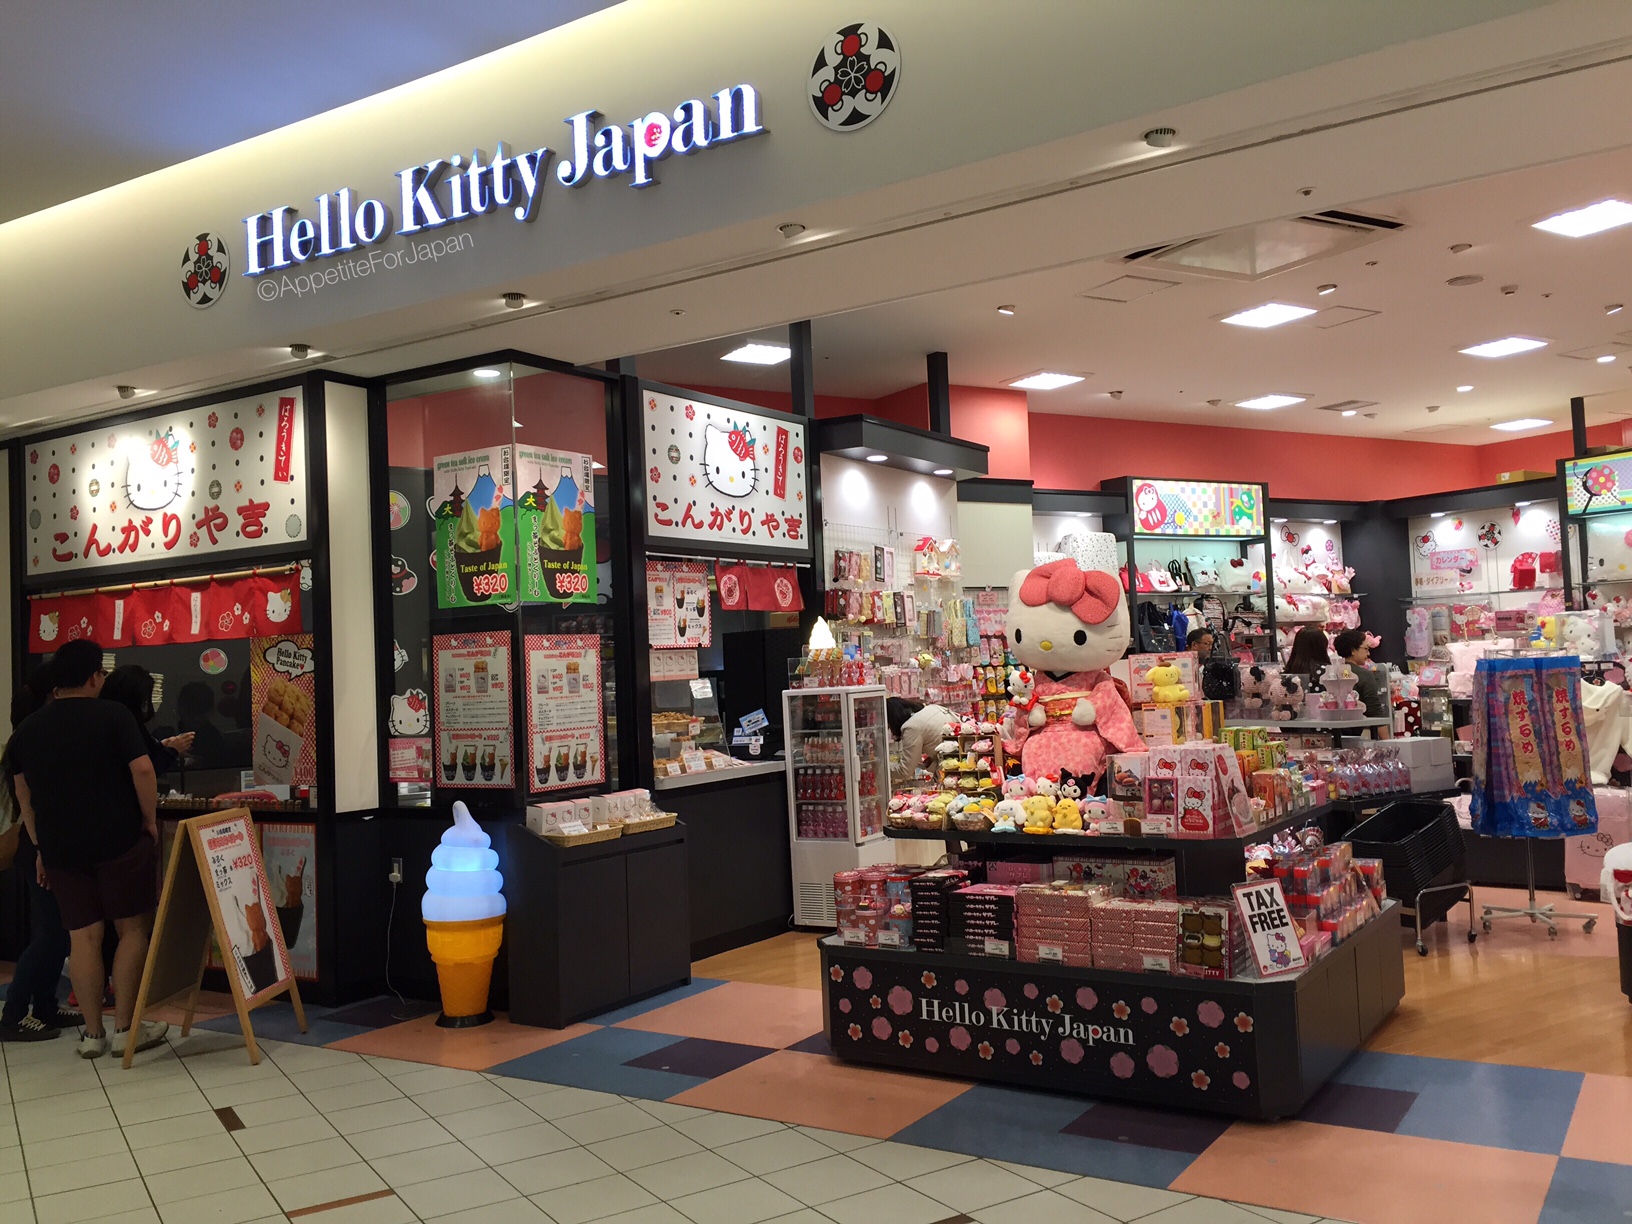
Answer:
[{"left": 1147, "top": 663, "right": 1191, "bottom": 704}]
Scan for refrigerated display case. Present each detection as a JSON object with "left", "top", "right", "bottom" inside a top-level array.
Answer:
[{"left": 784, "top": 685, "right": 894, "bottom": 925}]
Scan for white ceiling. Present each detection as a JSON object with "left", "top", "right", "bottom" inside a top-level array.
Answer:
[
  {"left": 0, "top": 0, "right": 617, "bottom": 223},
  {"left": 639, "top": 144, "right": 1632, "bottom": 445}
]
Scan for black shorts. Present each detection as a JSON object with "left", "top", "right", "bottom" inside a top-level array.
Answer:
[{"left": 44, "top": 834, "right": 158, "bottom": 932}]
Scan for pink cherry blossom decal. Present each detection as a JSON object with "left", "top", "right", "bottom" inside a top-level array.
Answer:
[
  {"left": 977, "top": 1042, "right": 994, "bottom": 1060},
  {"left": 1191, "top": 1070, "right": 1211, "bottom": 1090},
  {"left": 1170, "top": 1018, "right": 1190, "bottom": 1037},
  {"left": 1023, "top": 983, "right": 1039, "bottom": 1000},
  {"left": 1110, "top": 1052, "right": 1135, "bottom": 1079},
  {"left": 983, "top": 988, "right": 1006, "bottom": 1010},
  {"left": 1005, "top": 1038, "right": 1020, "bottom": 1055},
  {"left": 898, "top": 1030, "right": 913, "bottom": 1048},
  {"left": 925, "top": 1037, "right": 939, "bottom": 1053},
  {"left": 1215, "top": 1043, "right": 1230, "bottom": 1058},
  {"left": 852, "top": 966, "right": 872, "bottom": 989},
  {"left": 1029, "top": 1050, "right": 1043, "bottom": 1066},
  {"left": 887, "top": 986, "right": 913, "bottom": 1016},
  {"left": 955, "top": 979, "right": 969, "bottom": 995},
  {"left": 1235, "top": 1012, "right": 1254, "bottom": 1033},
  {"left": 1233, "top": 1071, "right": 1251, "bottom": 1090},
  {"left": 921, "top": 971, "right": 937, "bottom": 989},
  {"left": 869, "top": 995, "right": 881, "bottom": 1010},
  {"left": 1112, "top": 1000, "right": 1130, "bottom": 1020},
  {"left": 1146, "top": 1045, "right": 1179, "bottom": 1078},
  {"left": 1076, "top": 988, "right": 1097, "bottom": 1010},
  {"left": 1060, "top": 1038, "right": 1084, "bottom": 1065},
  {"left": 1197, "top": 1000, "right": 1225, "bottom": 1029},
  {"left": 949, "top": 1026, "right": 971, "bottom": 1051},
  {"left": 830, "top": 966, "right": 844, "bottom": 981},
  {"left": 871, "top": 1017, "right": 891, "bottom": 1040},
  {"left": 847, "top": 1023, "right": 862, "bottom": 1041},
  {"left": 1141, "top": 997, "right": 1158, "bottom": 1014},
  {"left": 1046, "top": 994, "right": 1063, "bottom": 1014}
]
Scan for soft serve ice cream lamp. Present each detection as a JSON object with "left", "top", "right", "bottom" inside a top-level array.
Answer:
[{"left": 422, "top": 802, "right": 506, "bottom": 1027}]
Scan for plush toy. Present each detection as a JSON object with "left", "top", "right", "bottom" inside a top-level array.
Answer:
[
  {"left": 1007, "top": 666, "right": 1042, "bottom": 729},
  {"left": 1239, "top": 665, "right": 1268, "bottom": 713},
  {"left": 1562, "top": 615, "right": 1600, "bottom": 660},
  {"left": 1586, "top": 523, "right": 1632, "bottom": 584},
  {"left": 1221, "top": 558, "right": 1253, "bottom": 593},
  {"left": 1003, "top": 540, "right": 1144, "bottom": 784},
  {"left": 1186, "top": 556, "right": 1222, "bottom": 591},
  {"left": 1021, "top": 796, "right": 1056, "bottom": 833},
  {"left": 1273, "top": 593, "right": 1298, "bottom": 623},
  {"left": 1269, "top": 673, "right": 1303, "bottom": 721},
  {"left": 990, "top": 802, "right": 1021, "bottom": 833},
  {"left": 1033, "top": 774, "right": 1060, "bottom": 802},
  {"left": 1404, "top": 607, "right": 1432, "bottom": 658},
  {"left": 1535, "top": 615, "right": 1560, "bottom": 649},
  {"left": 1147, "top": 664, "right": 1191, "bottom": 704}
]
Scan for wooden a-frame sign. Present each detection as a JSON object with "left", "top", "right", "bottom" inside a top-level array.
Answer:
[{"left": 124, "top": 809, "right": 306, "bottom": 1068}]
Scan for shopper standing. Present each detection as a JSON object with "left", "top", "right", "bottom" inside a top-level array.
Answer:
[
  {"left": 1187, "top": 628, "right": 1216, "bottom": 658},
  {"left": 887, "top": 697, "right": 958, "bottom": 786},
  {"left": 9, "top": 640, "right": 168, "bottom": 1058},
  {"left": 1333, "top": 628, "right": 1390, "bottom": 719},
  {"left": 0, "top": 666, "right": 81, "bottom": 1043},
  {"left": 102, "top": 664, "right": 194, "bottom": 774},
  {"left": 1283, "top": 627, "right": 1332, "bottom": 679}
]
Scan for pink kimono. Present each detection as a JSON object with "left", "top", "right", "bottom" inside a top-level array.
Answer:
[{"left": 1008, "top": 669, "right": 1145, "bottom": 784}]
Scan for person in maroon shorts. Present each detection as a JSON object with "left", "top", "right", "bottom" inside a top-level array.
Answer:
[{"left": 10, "top": 639, "right": 168, "bottom": 1059}]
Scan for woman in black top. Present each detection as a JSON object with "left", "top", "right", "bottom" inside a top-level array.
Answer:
[
  {"left": 1283, "top": 627, "right": 1332, "bottom": 679},
  {"left": 101, "top": 665, "right": 192, "bottom": 774}
]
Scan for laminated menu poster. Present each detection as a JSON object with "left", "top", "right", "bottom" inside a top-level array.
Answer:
[
  {"left": 525, "top": 634, "right": 604, "bottom": 792},
  {"left": 648, "top": 560, "right": 711, "bottom": 648},
  {"left": 516, "top": 446, "right": 597, "bottom": 604},
  {"left": 258, "top": 823, "right": 317, "bottom": 982},
  {"left": 197, "top": 812, "right": 294, "bottom": 1001},
  {"left": 431, "top": 446, "right": 515, "bottom": 608},
  {"left": 433, "top": 631, "right": 515, "bottom": 788},
  {"left": 251, "top": 634, "right": 316, "bottom": 786}
]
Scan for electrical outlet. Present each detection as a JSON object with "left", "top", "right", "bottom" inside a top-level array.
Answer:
[{"left": 389, "top": 858, "right": 403, "bottom": 884}]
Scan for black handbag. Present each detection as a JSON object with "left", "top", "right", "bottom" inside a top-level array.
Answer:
[
  {"left": 1201, "top": 657, "right": 1239, "bottom": 701},
  {"left": 1137, "top": 601, "right": 1176, "bottom": 652}
]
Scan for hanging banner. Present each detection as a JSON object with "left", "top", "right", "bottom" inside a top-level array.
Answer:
[
  {"left": 431, "top": 446, "right": 515, "bottom": 608},
  {"left": 516, "top": 446, "right": 598, "bottom": 604},
  {"left": 433, "top": 630, "right": 514, "bottom": 788},
  {"left": 524, "top": 634, "right": 605, "bottom": 792},
  {"left": 251, "top": 633, "right": 317, "bottom": 786},
  {"left": 25, "top": 389, "right": 308, "bottom": 578},
  {"left": 259, "top": 822, "right": 317, "bottom": 982},
  {"left": 745, "top": 564, "right": 805, "bottom": 612},
  {"left": 27, "top": 571, "right": 301, "bottom": 654},
  {"left": 647, "top": 560, "right": 711, "bottom": 648},
  {"left": 641, "top": 387, "right": 809, "bottom": 561},
  {"left": 1129, "top": 479, "right": 1263, "bottom": 537}
]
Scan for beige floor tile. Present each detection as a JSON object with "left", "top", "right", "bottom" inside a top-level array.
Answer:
[
  {"left": 589, "top": 1124, "right": 703, "bottom": 1172},
  {"left": 907, "top": 1158, "right": 1045, "bottom": 1213},
  {"left": 293, "top": 1195, "right": 416, "bottom": 1224},
  {"left": 347, "top": 1117, "right": 459, "bottom": 1160},
  {"left": 203, "top": 1076, "right": 302, "bottom": 1109},
  {"left": 27, "top": 1147, "right": 140, "bottom": 1197},
  {"left": 0, "top": 1169, "right": 30, "bottom": 1204},
  {"left": 230, "top": 1092, "right": 320, "bottom": 1127},
  {"left": 234, "top": 1115, "right": 341, "bottom": 1155},
  {"left": 265, "top": 1161, "right": 388, "bottom": 1212},
  {"left": 326, "top": 1098, "right": 431, "bottom": 1136},
  {"left": 849, "top": 1140, "right": 973, "bottom": 1181},
  {"left": 671, "top": 1112, "right": 784, "bottom": 1149},
  {"left": 24, "top": 1121, "right": 130, "bottom": 1168},
  {"left": 762, "top": 1153, "right": 892, "bottom": 1206},
  {"left": 396, "top": 1167, "right": 523, "bottom": 1218},
  {"left": 249, "top": 1136, "right": 367, "bottom": 1182},
  {"left": 112, "top": 1091, "right": 213, "bottom": 1127},
  {"left": 33, "top": 1177, "right": 154, "bottom": 1224},
  {"left": 463, "top": 1120, "right": 576, "bottom": 1165},
  {"left": 989, "top": 1159, "right": 1079, "bottom": 1189},
  {"left": 670, "top": 1177, "right": 803, "bottom": 1224},
  {"left": 825, "top": 1182, "right": 974, "bottom": 1224},
  {"left": 306, "top": 1076, "right": 405, "bottom": 1114},
  {"left": 144, "top": 1155, "right": 261, "bottom": 1205},
  {"left": 132, "top": 1132, "right": 243, "bottom": 1177},
  {"left": 286, "top": 1060, "right": 386, "bottom": 1093},
  {"left": 1055, "top": 1178, "right": 1194, "bottom": 1221},
  {"left": 369, "top": 1140, "right": 486, "bottom": 1187},
  {"left": 155, "top": 1182, "right": 280, "bottom": 1224},
  {"left": 529, "top": 1172, "right": 659, "bottom": 1224},
  {"left": 411, "top": 1080, "right": 514, "bottom": 1117},
  {"left": 714, "top": 1129, "right": 834, "bottom": 1176},
  {"left": 555, "top": 1103, "right": 665, "bottom": 1146},
  {"left": 495, "top": 1146, "right": 617, "bottom": 1196},
  {"left": 521, "top": 1085, "right": 625, "bottom": 1120},
  {"left": 441, "top": 1099, "right": 543, "bottom": 1140},
  {"left": 391, "top": 1065, "right": 489, "bottom": 1096},
  {"left": 435, "top": 1198, "right": 552, "bottom": 1223},
  {"left": 970, "top": 1189, "right": 1120, "bottom": 1224},
  {"left": 628, "top": 1150, "right": 753, "bottom": 1201},
  {"left": 122, "top": 1111, "right": 225, "bottom": 1151}
]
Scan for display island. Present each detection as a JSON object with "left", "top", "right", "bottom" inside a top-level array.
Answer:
[{"left": 821, "top": 798, "right": 1407, "bottom": 1120}]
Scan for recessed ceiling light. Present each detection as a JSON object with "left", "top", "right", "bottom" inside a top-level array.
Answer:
[
  {"left": 1073, "top": 511, "right": 1091, "bottom": 518},
  {"left": 1341, "top": 410, "right": 1357, "bottom": 417},
  {"left": 722, "top": 343, "right": 791, "bottom": 365},
  {"left": 1431, "top": 512, "right": 1446, "bottom": 519},
  {"left": 933, "top": 468, "right": 954, "bottom": 477},
  {"left": 778, "top": 222, "right": 806, "bottom": 238},
  {"left": 996, "top": 305, "right": 1016, "bottom": 316},
  {"left": 1221, "top": 302, "right": 1317, "bottom": 329},
  {"left": 1598, "top": 354, "right": 1618, "bottom": 364},
  {"left": 473, "top": 368, "right": 502, "bottom": 379},
  {"left": 865, "top": 454, "right": 888, "bottom": 463},
  {"left": 1533, "top": 199, "right": 1632, "bottom": 237},
  {"left": 1609, "top": 304, "right": 1625, "bottom": 315},
  {"left": 1459, "top": 336, "right": 1547, "bottom": 358},
  {"left": 1457, "top": 385, "right": 1474, "bottom": 393},
  {"left": 1271, "top": 518, "right": 1287, "bottom": 524},
  {"left": 1009, "top": 372, "right": 1084, "bottom": 390},
  {"left": 1317, "top": 284, "right": 1338, "bottom": 295},
  {"left": 1323, "top": 519, "right": 1337, "bottom": 526},
  {"left": 1515, "top": 501, "right": 1531, "bottom": 507},
  {"left": 1236, "top": 394, "right": 1306, "bottom": 410},
  {"left": 1490, "top": 418, "right": 1553, "bottom": 432}
]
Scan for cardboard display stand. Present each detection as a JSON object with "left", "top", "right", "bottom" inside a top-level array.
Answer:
[{"left": 124, "top": 809, "right": 306, "bottom": 1068}]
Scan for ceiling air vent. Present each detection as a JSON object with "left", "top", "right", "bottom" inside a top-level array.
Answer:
[
  {"left": 1122, "top": 209, "right": 1402, "bottom": 281},
  {"left": 1311, "top": 400, "right": 1378, "bottom": 414}
]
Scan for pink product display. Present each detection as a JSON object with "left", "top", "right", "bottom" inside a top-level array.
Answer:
[
  {"left": 1053, "top": 854, "right": 1177, "bottom": 900},
  {"left": 1146, "top": 742, "right": 1255, "bottom": 839},
  {"left": 834, "top": 868, "right": 925, "bottom": 948},
  {"left": 1303, "top": 748, "right": 1409, "bottom": 800},
  {"left": 985, "top": 859, "right": 1054, "bottom": 885},
  {"left": 1091, "top": 898, "right": 1182, "bottom": 972}
]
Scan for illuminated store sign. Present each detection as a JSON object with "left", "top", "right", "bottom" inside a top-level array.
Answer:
[{"left": 242, "top": 84, "right": 764, "bottom": 277}]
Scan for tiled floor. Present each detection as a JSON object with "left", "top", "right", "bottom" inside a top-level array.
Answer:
[{"left": 2, "top": 888, "right": 1629, "bottom": 1224}]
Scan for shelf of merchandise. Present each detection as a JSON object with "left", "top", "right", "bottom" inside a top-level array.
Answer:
[
  {"left": 820, "top": 897, "right": 1403, "bottom": 1120},
  {"left": 1403, "top": 586, "right": 1564, "bottom": 604}
]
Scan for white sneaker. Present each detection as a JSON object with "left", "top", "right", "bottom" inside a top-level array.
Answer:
[
  {"left": 77, "top": 1029, "right": 109, "bottom": 1059},
  {"left": 112, "top": 1021, "right": 169, "bottom": 1056}
]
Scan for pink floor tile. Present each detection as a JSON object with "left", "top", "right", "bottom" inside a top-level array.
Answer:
[
  {"left": 615, "top": 981, "right": 824, "bottom": 1048},
  {"left": 672, "top": 1048, "right": 970, "bottom": 1138},
  {"left": 327, "top": 1013, "right": 598, "bottom": 1071},
  {"left": 1563, "top": 1072, "right": 1632, "bottom": 1165},
  {"left": 1172, "top": 1120, "right": 1556, "bottom": 1224}
]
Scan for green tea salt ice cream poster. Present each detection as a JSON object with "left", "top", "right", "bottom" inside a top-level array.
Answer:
[
  {"left": 432, "top": 447, "right": 515, "bottom": 608},
  {"left": 516, "top": 446, "right": 597, "bottom": 605}
]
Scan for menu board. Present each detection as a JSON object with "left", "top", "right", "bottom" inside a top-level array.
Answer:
[
  {"left": 648, "top": 560, "right": 711, "bottom": 648},
  {"left": 197, "top": 812, "right": 294, "bottom": 1002},
  {"left": 433, "top": 630, "right": 514, "bottom": 788},
  {"left": 251, "top": 634, "right": 316, "bottom": 786},
  {"left": 1130, "top": 479, "right": 1263, "bottom": 537},
  {"left": 525, "top": 634, "right": 604, "bottom": 792},
  {"left": 259, "top": 823, "right": 317, "bottom": 982}
]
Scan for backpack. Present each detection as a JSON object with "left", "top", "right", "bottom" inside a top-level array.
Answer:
[{"left": 1138, "top": 601, "right": 1177, "bottom": 652}]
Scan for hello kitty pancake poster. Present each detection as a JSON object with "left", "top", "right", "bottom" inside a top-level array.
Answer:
[
  {"left": 641, "top": 386, "right": 810, "bottom": 561},
  {"left": 24, "top": 388, "right": 307, "bottom": 577}
]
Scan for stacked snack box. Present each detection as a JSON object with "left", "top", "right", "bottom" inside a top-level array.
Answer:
[
  {"left": 881, "top": 870, "right": 920, "bottom": 948},
  {"left": 1177, "top": 899, "right": 1243, "bottom": 979},
  {"left": 908, "top": 869, "right": 968, "bottom": 951},
  {"left": 949, "top": 883, "right": 1018, "bottom": 957},
  {"left": 1053, "top": 853, "right": 1177, "bottom": 899},
  {"left": 1091, "top": 898, "right": 1182, "bottom": 972},
  {"left": 1015, "top": 883, "right": 1104, "bottom": 966}
]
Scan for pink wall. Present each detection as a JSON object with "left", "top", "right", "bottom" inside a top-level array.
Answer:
[
  {"left": 387, "top": 372, "right": 608, "bottom": 468},
  {"left": 949, "top": 386, "right": 1030, "bottom": 480},
  {"left": 1471, "top": 422, "right": 1620, "bottom": 487}
]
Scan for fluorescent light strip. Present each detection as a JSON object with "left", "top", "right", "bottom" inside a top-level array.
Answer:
[
  {"left": 1009, "top": 372, "right": 1084, "bottom": 390},
  {"left": 1533, "top": 199, "right": 1632, "bottom": 238},
  {"left": 1490, "top": 418, "right": 1553, "bottom": 432},
  {"left": 1236, "top": 394, "right": 1305, "bottom": 410},
  {"left": 721, "top": 343, "right": 791, "bottom": 365},
  {"left": 1459, "top": 337, "right": 1547, "bottom": 358},
  {"left": 1221, "top": 303, "right": 1316, "bottom": 329}
]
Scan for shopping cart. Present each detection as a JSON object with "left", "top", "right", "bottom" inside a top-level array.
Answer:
[{"left": 1349, "top": 798, "right": 1477, "bottom": 957}]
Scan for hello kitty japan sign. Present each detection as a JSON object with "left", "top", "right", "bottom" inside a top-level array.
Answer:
[
  {"left": 24, "top": 388, "right": 307, "bottom": 577},
  {"left": 641, "top": 387, "right": 809, "bottom": 562}
]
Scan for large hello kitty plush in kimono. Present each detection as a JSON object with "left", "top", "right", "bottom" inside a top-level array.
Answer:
[{"left": 1003, "top": 533, "right": 1144, "bottom": 785}]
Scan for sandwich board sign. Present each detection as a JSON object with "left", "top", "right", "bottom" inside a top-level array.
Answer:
[{"left": 124, "top": 809, "right": 306, "bottom": 1068}]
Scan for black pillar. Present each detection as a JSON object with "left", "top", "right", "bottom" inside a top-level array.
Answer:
[
  {"left": 789, "top": 321, "right": 815, "bottom": 420},
  {"left": 927, "top": 351, "right": 951, "bottom": 436},
  {"left": 606, "top": 357, "right": 652, "bottom": 790},
  {"left": 1572, "top": 395, "right": 1588, "bottom": 457},
  {"left": 789, "top": 322, "right": 823, "bottom": 624}
]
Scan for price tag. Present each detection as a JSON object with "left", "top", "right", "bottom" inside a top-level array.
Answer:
[
  {"left": 557, "top": 819, "right": 589, "bottom": 836},
  {"left": 663, "top": 761, "right": 682, "bottom": 777},
  {"left": 1037, "top": 944, "right": 1063, "bottom": 963},
  {"left": 877, "top": 930, "right": 902, "bottom": 948},
  {"left": 681, "top": 750, "right": 707, "bottom": 773},
  {"left": 1141, "top": 953, "right": 1173, "bottom": 972},
  {"left": 983, "top": 938, "right": 1011, "bottom": 957},
  {"left": 840, "top": 927, "right": 866, "bottom": 946},
  {"left": 689, "top": 678, "right": 713, "bottom": 700}
]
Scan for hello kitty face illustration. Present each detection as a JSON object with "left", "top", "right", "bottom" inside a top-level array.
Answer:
[
  {"left": 1133, "top": 482, "right": 1167, "bottom": 532},
  {"left": 263, "top": 735, "right": 291, "bottom": 768},
  {"left": 123, "top": 429, "right": 193, "bottom": 512},
  {"left": 1415, "top": 532, "right": 1435, "bottom": 558},
  {"left": 264, "top": 588, "right": 293, "bottom": 624},
  {"left": 388, "top": 690, "right": 429, "bottom": 736},
  {"left": 37, "top": 610, "right": 58, "bottom": 642},
  {"left": 702, "top": 423, "right": 759, "bottom": 499},
  {"left": 392, "top": 641, "right": 408, "bottom": 672}
]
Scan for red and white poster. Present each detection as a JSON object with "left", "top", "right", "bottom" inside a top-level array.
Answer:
[
  {"left": 250, "top": 634, "right": 317, "bottom": 786},
  {"left": 259, "top": 822, "right": 317, "bottom": 982},
  {"left": 196, "top": 812, "right": 294, "bottom": 1003},
  {"left": 640, "top": 388, "right": 809, "bottom": 561},
  {"left": 24, "top": 388, "right": 308, "bottom": 577},
  {"left": 647, "top": 560, "right": 712, "bottom": 648},
  {"left": 525, "top": 635, "right": 604, "bottom": 793},
  {"left": 433, "top": 630, "right": 514, "bottom": 789}
]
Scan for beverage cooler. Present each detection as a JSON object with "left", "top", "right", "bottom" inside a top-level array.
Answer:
[{"left": 784, "top": 686, "right": 893, "bottom": 925}]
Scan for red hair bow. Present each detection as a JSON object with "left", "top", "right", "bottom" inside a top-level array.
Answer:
[{"left": 1018, "top": 559, "right": 1120, "bottom": 625}]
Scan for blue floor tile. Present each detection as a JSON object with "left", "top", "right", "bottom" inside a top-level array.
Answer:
[
  {"left": 891, "top": 1084, "right": 1201, "bottom": 1188},
  {"left": 1334, "top": 1051, "right": 1582, "bottom": 1154},
  {"left": 197, "top": 1003, "right": 364, "bottom": 1048},
  {"left": 487, "top": 1026, "right": 704, "bottom": 1099},
  {"left": 584, "top": 978, "right": 726, "bottom": 1025},
  {"left": 1539, "top": 1157, "right": 1632, "bottom": 1224}
]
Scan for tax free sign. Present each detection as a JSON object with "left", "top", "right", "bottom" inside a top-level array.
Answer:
[{"left": 240, "top": 84, "right": 765, "bottom": 280}]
